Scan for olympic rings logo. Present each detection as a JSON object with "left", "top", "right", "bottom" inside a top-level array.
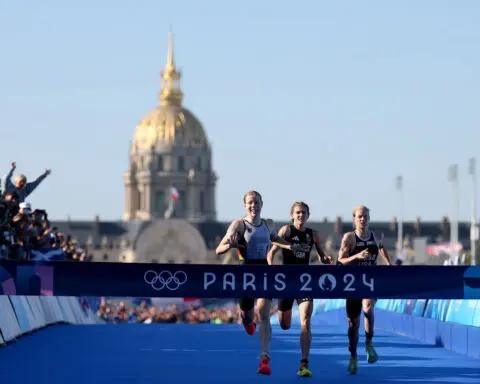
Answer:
[{"left": 143, "top": 270, "right": 188, "bottom": 291}]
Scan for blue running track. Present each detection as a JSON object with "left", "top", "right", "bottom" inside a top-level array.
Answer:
[{"left": 0, "top": 320, "right": 479, "bottom": 383}]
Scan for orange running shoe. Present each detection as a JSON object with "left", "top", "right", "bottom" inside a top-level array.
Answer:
[{"left": 258, "top": 356, "right": 271, "bottom": 375}]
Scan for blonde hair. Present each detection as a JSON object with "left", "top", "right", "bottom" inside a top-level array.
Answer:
[
  {"left": 352, "top": 204, "right": 370, "bottom": 218},
  {"left": 14, "top": 174, "right": 26, "bottom": 185},
  {"left": 243, "top": 190, "right": 263, "bottom": 204},
  {"left": 352, "top": 205, "right": 370, "bottom": 229}
]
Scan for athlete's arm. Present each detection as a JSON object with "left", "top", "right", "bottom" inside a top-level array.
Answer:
[
  {"left": 378, "top": 245, "right": 392, "bottom": 265},
  {"left": 337, "top": 232, "right": 368, "bottom": 264},
  {"left": 267, "top": 225, "right": 290, "bottom": 265},
  {"left": 312, "top": 230, "right": 333, "bottom": 264},
  {"left": 266, "top": 219, "right": 296, "bottom": 251},
  {"left": 215, "top": 219, "right": 244, "bottom": 256}
]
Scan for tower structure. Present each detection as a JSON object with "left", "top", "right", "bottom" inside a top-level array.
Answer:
[{"left": 124, "top": 32, "right": 217, "bottom": 221}]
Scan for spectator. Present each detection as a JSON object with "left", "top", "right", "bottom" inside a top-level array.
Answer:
[
  {"left": 0, "top": 162, "right": 91, "bottom": 262},
  {"left": 1, "top": 161, "right": 51, "bottom": 202},
  {"left": 90, "top": 299, "right": 280, "bottom": 325}
]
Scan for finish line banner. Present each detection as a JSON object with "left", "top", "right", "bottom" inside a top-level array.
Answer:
[{"left": 0, "top": 260, "right": 479, "bottom": 299}]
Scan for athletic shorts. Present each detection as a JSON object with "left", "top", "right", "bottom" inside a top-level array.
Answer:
[
  {"left": 277, "top": 298, "right": 313, "bottom": 312},
  {"left": 346, "top": 299, "right": 377, "bottom": 319},
  {"left": 238, "top": 297, "right": 273, "bottom": 312},
  {"left": 238, "top": 259, "right": 272, "bottom": 312}
]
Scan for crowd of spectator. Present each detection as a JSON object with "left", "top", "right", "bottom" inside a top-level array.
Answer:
[
  {"left": 0, "top": 161, "right": 92, "bottom": 261},
  {"left": 95, "top": 298, "right": 279, "bottom": 325}
]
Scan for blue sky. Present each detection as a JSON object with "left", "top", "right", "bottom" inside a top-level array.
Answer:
[{"left": 1, "top": 0, "right": 478, "bottom": 223}]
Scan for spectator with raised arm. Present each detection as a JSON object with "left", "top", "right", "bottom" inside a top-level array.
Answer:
[{"left": 2, "top": 161, "right": 51, "bottom": 203}]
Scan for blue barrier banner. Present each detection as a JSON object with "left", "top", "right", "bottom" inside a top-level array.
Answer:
[
  {"left": 402, "top": 299, "right": 416, "bottom": 315},
  {"left": 424, "top": 299, "right": 451, "bottom": 321},
  {"left": 445, "top": 300, "right": 478, "bottom": 326},
  {"left": 375, "top": 299, "right": 389, "bottom": 310},
  {"left": 0, "top": 261, "right": 479, "bottom": 299},
  {"left": 412, "top": 299, "right": 427, "bottom": 317},
  {"left": 473, "top": 301, "right": 480, "bottom": 327}
]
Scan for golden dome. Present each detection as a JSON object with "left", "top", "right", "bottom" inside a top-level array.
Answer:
[
  {"left": 133, "top": 105, "right": 208, "bottom": 150},
  {"left": 132, "top": 32, "right": 208, "bottom": 151}
]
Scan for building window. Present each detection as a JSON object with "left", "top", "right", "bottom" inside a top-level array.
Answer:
[
  {"left": 178, "top": 156, "right": 185, "bottom": 172},
  {"left": 196, "top": 157, "right": 202, "bottom": 171},
  {"left": 200, "top": 191, "right": 205, "bottom": 213},
  {"left": 178, "top": 190, "right": 186, "bottom": 213},
  {"left": 157, "top": 155, "right": 164, "bottom": 171},
  {"left": 136, "top": 190, "right": 142, "bottom": 210},
  {"left": 155, "top": 191, "right": 165, "bottom": 216}
]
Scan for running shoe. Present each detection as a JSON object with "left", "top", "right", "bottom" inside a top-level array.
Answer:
[
  {"left": 347, "top": 356, "right": 358, "bottom": 375},
  {"left": 243, "top": 322, "right": 256, "bottom": 336},
  {"left": 258, "top": 356, "right": 271, "bottom": 375},
  {"left": 366, "top": 344, "right": 378, "bottom": 363},
  {"left": 297, "top": 359, "right": 312, "bottom": 378}
]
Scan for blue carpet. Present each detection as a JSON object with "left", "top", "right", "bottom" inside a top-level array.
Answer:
[{"left": 0, "top": 321, "right": 478, "bottom": 383}]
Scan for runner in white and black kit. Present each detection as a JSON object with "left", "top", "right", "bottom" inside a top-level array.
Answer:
[
  {"left": 267, "top": 201, "right": 333, "bottom": 378},
  {"left": 338, "top": 205, "right": 392, "bottom": 375},
  {"left": 215, "top": 191, "right": 308, "bottom": 376}
]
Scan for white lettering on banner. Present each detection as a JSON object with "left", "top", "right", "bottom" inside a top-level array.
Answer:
[
  {"left": 296, "top": 273, "right": 375, "bottom": 292},
  {"left": 203, "top": 272, "right": 287, "bottom": 291},
  {"left": 202, "top": 272, "right": 374, "bottom": 293},
  {"left": 243, "top": 273, "right": 256, "bottom": 291},
  {"left": 274, "top": 273, "right": 286, "bottom": 291},
  {"left": 204, "top": 272, "right": 216, "bottom": 290},
  {"left": 342, "top": 273, "right": 375, "bottom": 292},
  {"left": 300, "top": 273, "right": 312, "bottom": 291},
  {"left": 362, "top": 274, "right": 375, "bottom": 291},
  {"left": 344, "top": 274, "right": 355, "bottom": 291},
  {"left": 224, "top": 273, "right": 235, "bottom": 290}
]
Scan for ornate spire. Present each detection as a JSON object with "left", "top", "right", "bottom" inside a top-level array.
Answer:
[{"left": 159, "top": 31, "right": 183, "bottom": 107}]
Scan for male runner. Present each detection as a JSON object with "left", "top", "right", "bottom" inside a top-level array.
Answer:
[
  {"left": 215, "top": 190, "right": 307, "bottom": 376},
  {"left": 267, "top": 201, "right": 333, "bottom": 378},
  {"left": 337, "top": 205, "right": 392, "bottom": 374}
]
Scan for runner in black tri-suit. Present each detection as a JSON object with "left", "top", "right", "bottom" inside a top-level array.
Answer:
[
  {"left": 216, "top": 191, "right": 307, "bottom": 376},
  {"left": 267, "top": 201, "right": 333, "bottom": 378},
  {"left": 337, "top": 205, "right": 392, "bottom": 375}
]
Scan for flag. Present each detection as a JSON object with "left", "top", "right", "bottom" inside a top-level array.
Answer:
[
  {"left": 171, "top": 186, "right": 179, "bottom": 201},
  {"left": 30, "top": 248, "right": 66, "bottom": 261},
  {"left": 164, "top": 186, "right": 179, "bottom": 219}
]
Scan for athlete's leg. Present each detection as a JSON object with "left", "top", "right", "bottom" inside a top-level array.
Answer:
[
  {"left": 277, "top": 299, "right": 295, "bottom": 330},
  {"left": 256, "top": 298, "right": 273, "bottom": 375},
  {"left": 346, "top": 299, "right": 362, "bottom": 374},
  {"left": 256, "top": 298, "right": 273, "bottom": 357},
  {"left": 239, "top": 298, "right": 256, "bottom": 335},
  {"left": 346, "top": 299, "right": 362, "bottom": 356},
  {"left": 298, "top": 299, "right": 313, "bottom": 362},
  {"left": 362, "top": 299, "right": 378, "bottom": 363},
  {"left": 297, "top": 299, "right": 314, "bottom": 377}
]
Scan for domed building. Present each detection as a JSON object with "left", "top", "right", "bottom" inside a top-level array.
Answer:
[{"left": 124, "top": 32, "right": 217, "bottom": 222}]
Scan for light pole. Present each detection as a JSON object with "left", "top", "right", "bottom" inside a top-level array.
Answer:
[
  {"left": 448, "top": 164, "right": 459, "bottom": 262},
  {"left": 396, "top": 175, "right": 403, "bottom": 259},
  {"left": 469, "top": 158, "right": 477, "bottom": 266}
]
